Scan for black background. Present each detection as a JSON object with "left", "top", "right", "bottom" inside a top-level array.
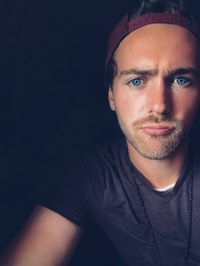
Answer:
[
  {"left": 0, "top": 0, "right": 134, "bottom": 265},
  {"left": 2, "top": 0, "right": 200, "bottom": 265}
]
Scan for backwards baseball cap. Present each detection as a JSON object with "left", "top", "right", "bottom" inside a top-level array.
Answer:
[{"left": 105, "top": 12, "right": 200, "bottom": 68}]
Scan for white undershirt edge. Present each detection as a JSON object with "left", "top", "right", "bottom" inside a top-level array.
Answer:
[{"left": 155, "top": 183, "right": 176, "bottom": 192}]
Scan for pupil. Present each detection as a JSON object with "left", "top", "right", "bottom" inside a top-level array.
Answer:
[
  {"left": 178, "top": 78, "right": 185, "bottom": 84},
  {"left": 133, "top": 79, "right": 140, "bottom": 86}
]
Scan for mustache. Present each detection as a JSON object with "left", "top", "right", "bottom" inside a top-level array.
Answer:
[{"left": 132, "top": 115, "right": 178, "bottom": 128}]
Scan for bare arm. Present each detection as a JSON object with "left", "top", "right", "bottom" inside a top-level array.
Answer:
[{"left": 1, "top": 205, "right": 82, "bottom": 266}]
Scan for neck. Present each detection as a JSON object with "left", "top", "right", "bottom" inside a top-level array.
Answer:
[{"left": 127, "top": 141, "right": 189, "bottom": 189}]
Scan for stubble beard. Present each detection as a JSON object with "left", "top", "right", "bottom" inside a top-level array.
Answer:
[{"left": 117, "top": 115, "right": 185, "bottom": 160}]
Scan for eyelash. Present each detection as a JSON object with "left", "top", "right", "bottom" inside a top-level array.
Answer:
[
  {"left": 173, "top": 76, "right": 193, "bottom": 87},
  {"left": 126, "top": 77, "right": 144, "bottom": 88},
  {"left": 126, "top": 76, "right": 193, "bottom": 88}
]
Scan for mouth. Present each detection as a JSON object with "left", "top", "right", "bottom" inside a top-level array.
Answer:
[{"left": 141, "top": 123, "right": 175, "bottom": 136}]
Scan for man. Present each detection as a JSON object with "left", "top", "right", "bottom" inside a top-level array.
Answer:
[{"left": 2, "top": 0, "right": 200, "bottom": 265}]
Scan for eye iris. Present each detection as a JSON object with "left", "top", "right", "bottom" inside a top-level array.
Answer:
[
  {"left": 131, "top": 78, "right": 141, "bottom": 86},
  {"left": 177, "top": 77, "right": 186, "bottom": 84}
]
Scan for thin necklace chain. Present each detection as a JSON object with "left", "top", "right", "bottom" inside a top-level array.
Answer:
[
  {"left": 132, "top": 168, "right": 193, "bottom": 266},
  {"left": 125, "top": 149, "right": 193, "bottom": 266},
  {"left": 132, "top": 174, "right": 164, "bottom": 265},
  {"left": 185, "top": 167, "right": 193, "bottom": 265}
]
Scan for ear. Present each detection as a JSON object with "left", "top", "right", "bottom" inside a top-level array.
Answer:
[{"left": 108, "top": 87, "right": 116, "bottom": 111}]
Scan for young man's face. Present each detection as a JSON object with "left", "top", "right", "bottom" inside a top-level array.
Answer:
[{"left": 108, "top": 23, "right": 200, "bottom": 160}]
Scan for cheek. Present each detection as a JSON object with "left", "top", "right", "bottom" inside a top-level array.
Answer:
[
  {"left": 174, "top": 93, "right": 200, "bottom": 125},
  {"left": 114, "top": 90, "right": 146, "bottom": 120}
]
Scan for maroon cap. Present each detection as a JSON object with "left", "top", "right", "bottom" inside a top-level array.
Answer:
[{"left": 106, "top": 12, "right": 200, "bottom": 67}]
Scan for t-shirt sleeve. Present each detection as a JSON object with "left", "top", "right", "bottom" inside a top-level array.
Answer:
[{"left": 38, "top": 162, "right": 91, "bottom": 228}]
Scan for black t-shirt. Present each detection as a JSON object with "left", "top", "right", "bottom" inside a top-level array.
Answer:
[{"left": 41, "top": 138, "right": 200, "bottom": 266}]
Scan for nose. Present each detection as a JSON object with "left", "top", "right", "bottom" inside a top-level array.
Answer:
[{"left": 147, "top": 80, "right": 170, "bottom": 116}]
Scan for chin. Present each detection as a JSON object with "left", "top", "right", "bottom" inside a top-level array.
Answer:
[{"left": 128, "top": 137, "right": 181, "bottom": 160}]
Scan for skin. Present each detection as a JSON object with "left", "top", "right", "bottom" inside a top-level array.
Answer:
[
  {"left": 1, "top": 206, "right": 82, "bottom": 266},
  {"left": 109, "top": 23, "right": 200, "bottom": 188},
  {"left": 2, "top": 23, "right": 200, "bottom": 266}
]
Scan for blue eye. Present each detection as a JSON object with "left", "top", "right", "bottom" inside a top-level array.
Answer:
[
  {"left": 175, "top": 76, "right": 190, "bottom": 85},
  {"left": 128, "top": 78, "right": 142, "bottom": 87}
]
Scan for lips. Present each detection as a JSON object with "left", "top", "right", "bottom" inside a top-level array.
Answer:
[{"left": 141, "top": 123, "right": 174, "bottom": 136}]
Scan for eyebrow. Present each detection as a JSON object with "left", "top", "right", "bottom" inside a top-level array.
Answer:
[
  {"left": 118, "top": 67, "right": 200, "bottom": 79},
  {"left": 167, "top": 67, "right": 200, "bottom": 77},
  {"left": 119, "top": 69, "right": 157, "bottom": 78}
]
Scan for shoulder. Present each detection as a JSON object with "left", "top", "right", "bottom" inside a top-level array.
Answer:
[
  {"left": 39, "top": 138, "right": 127, "bottom": 226},
  {"left": 60, "top": 137, "right": 127, "bottom": 201},
  {"left": 79, "top": 137, "right": 126, "bottom": 180}
]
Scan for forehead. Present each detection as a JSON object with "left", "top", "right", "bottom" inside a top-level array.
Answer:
[{"left": 114, "top": 23, "right": 200, "bottom": 70}]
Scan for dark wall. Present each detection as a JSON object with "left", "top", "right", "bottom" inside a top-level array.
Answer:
[
  {"left": 0, "top": 0, "right": 133, "bottom": 265},
  {"left": 1, "top": 1, "right": 200, "bottom": 265}
]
